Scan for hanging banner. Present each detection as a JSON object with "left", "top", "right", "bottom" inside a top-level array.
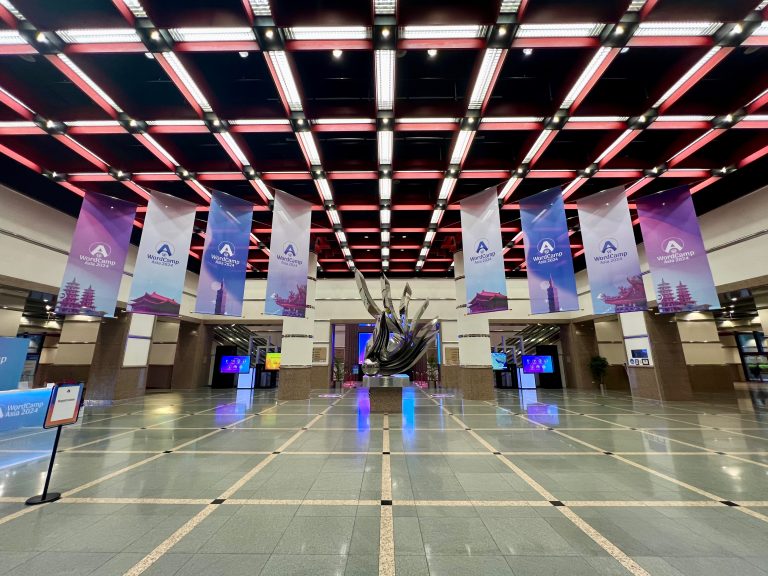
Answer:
[
  {"left": 520, "top": 186, "right": 579, "bottom": 314},
  {"left": 460, "top": 187, "right": 508, "bottom": 314},
  {"left": 577, "top": 186, "right": 647, "bottom": 315},
  {"left": 127, "top": 191, "right": 196, "bottom": 317},
  {"left": 195, "top": 190, "right": 253, "bottom": 316},
  {"left": 636, "top": 185, "right": 720, "bottom": 313},
  {"left": 264, "top": 190, "right": 312, "bottom": 317},
  {"left": 55, "top": 193, "right": 136, "bottom": 318}
]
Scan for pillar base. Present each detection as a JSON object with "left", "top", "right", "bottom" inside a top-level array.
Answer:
[
  {"left": 441, "top": 365, "right": 460, "bottom": 390},
  {"left": 310, "top": 365, "right": 330, "bottom": 388},
  {"left": 458, "top": 366, "right": 495, "bottom": 400},
  {"left": 369, "top": 387, "right": 402, "bottom": 413},
  {"left": 278, "top": 366, "right": 312, "bottom": 400}
]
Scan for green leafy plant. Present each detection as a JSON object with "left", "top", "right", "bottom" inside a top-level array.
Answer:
[
  {"left": 332, "top": 359, "right": 345, "bottom": 384},
  {"left": 589, "top": 356, "right": 609, "bottom": 387}
]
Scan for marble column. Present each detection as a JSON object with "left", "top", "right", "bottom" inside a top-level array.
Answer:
[
  {"left": 36, "top": 315, "right": 101, "bottom": 386},
  {"left": 560, "top": 321, "right": 599, "bottom": 390},
  {"left": 594, "top": 316, "right": 630, "bottom": 391},
  {"left": 676, "top": 311, "right": 735, "bottom": 393},
  {"left": 453, "top": 251, "right": 494, "bottom": 400},
  {"left": 171, "top": 321, "right": 213, "bottom": 389},
  {"left": 0, "top": 290, "right": 25, "bottom": 337},
  {"left": 278, "top": 253, "right": 318, "bottom": 400},
  {"left": 147, "top": 319, "right": 180, "bottom": 389}
]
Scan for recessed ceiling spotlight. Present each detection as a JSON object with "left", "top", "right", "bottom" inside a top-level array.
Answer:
[
  {"left": 297, "top": 118, "right": 304, "bottom": 125},
  {"left": 427, "top": 48, "right": 437, "bottom": 58},
  {"left": 129, "top": 118, "right": 137, "bottom": 127},
  {"left": 144, "top": 52, "right": 155, "bottom": 59},
  {"left": 150, "top": 30, "right": 161, "bottom": 41},
  {"left": 333, "top": 48, "right": 343, "bottom": 59},
  {"left": 731, "top": 297, "right": 737, "bottom": 301},
  {"left": 265, "top": 29, "right": 274, "bottom": 39},
  {"left": 523, "top": 48, "right": 533, "bottom": 56},
  {"left": 614, "top": 25, "right": 624, "bottom": 35},
  {"left": 35, "top": 32, "right": 47, "bottom": 43},
  {"left": 239, "top": 51, "right": 249, "bottom": 58},
  {"left": 638, "top": 115, "right": 646, "bottom": 123},
  {"left": 498, "top": 26, "right": 507, "bottom": 36},
  {"left": 620, "top": 47, "right": 629, "bottom": 54},
  {"left": 382, "top": 28, "right": 390, "bottom": 38},
  {"left": 731, "top": 23, "right": 743, "bottom": 35}
]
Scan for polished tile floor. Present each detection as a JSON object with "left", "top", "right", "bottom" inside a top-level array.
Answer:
[{"left": 1, "top": 386, "right": 767, "bottom": 576}]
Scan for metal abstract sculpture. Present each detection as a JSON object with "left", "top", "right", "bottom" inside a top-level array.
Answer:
[{"left": 354, "top": 270, "right": 438, "bottom": 376}]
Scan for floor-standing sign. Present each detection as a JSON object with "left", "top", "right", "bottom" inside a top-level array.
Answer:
[{"left": 25, "top": 382, "right": 85, "bottom": 505}]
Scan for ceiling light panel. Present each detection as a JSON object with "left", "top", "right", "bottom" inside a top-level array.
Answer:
[
  {"left": 336, "top": 230, "right": 347, "bottom": 243},
  {"left": 328, "top": 208, "right": 340, "bottom": 225},
  {"left": 522, "top": 129, "right": 553, "bottom": 163},
  {"left": 56, "top": 28, "right": 141, "bottom": 43},
  {"left": 146, "top": 119, "right": 205, "bottom": 126},
  {"left": 248, "top": 0, "right": 271, "bottom": 16},
  {"left": 560, "top": 46, "right": 611, "bottom": 109},
  {"left": 381, "top": 230, "right": 390, "bottom": 242},
  {"left": 253, "top": 177, "right": 273, "bottom": 200},
  {"left": 437, "top": 178, "right": 457, "bottom": 201},
  {"left": 380, "top": 208, "right": 391, "bottom": 225},
  {"left": 220, "top": 132, "right": 250, "bottom": 165},
  {"left": 751, "top": 22, "right": 768, "bottom": 36},
  {"left": 401, "top": 25, "right": 487, "bottom": 39},
  {"left": 297, "top": 131, "right": 321, "bottom": 165},
  {"left": 499, "top": 0, "right": 522, "bottom": 12},
  {"left": 635, "top": 22, "right": 722, "bottom": 36},
  {"left": 627, "top": 0, "right": 647, "bottom": 10},
  {"left": 517, "top": 23, "right": 605, "bottom": 38},
  {"left": 482, "top": 116, "right": 543, "bottom": 123},
  {"left": 57, "top": 55, "right": 124, "bottom": 113},
  {"left": 0, "top": 30, "right": 25, "bottom": 44},
  {"left": 283, "top": 27, "right": 369, "bottom": 40},
  {"left": 379, "top": 178, "right": 392, "bottom": 201},
  {"left": 498, "top": 176, "right": 518, "bottom": 199},
  {"left": 382, "top": 246, "right": 390, "bottom": 257},
  {"left": 378, "top": 130, "right": 393, "bottom": 165},
  {"left": 123, "top": 0, "right": 147, "bottom": 17},
  {"left": 314, "top": 118, "right": 374, "bottom": 125},
  {"left": 568, "top": 116, "right": 628, "bottom": 122},
  {"left": 162, "top": 52, "right": 212, "bottom": 112},
  {"left": 652, "top": 47, "right": 720, "bottom": 108},
  {"left": 449, "top": 130, "right": 474, "bottom": 165},
  {"left": 229, "top": 119, "right": 290, "bottom": 125},
  {"left": 430, "top": 209, "right": 443, "bottom": 225},
  {"left": 168, "top": 28, "right": 255, "bottom": 42},
  {"left": 468, "top": 48, "right": 503, "bottom": 110},
  {"left": 65, "top": 120, "right": 121, "bottom": 127},
  {"left": 398, "top": 117, "right": 458, "bottom": 124},
  {"left": 316, "top": 178, "right": 333, "bottom": 201},
  {"left": 267, "top": 51, "right": 303, "bottom": 112},
  {"left": 424, "top": 230, "right": 435, "bottom": 244},
  {"left": 375, "top": 50, "right": 395, "bottom": 111},
  {"left": 0, "top": 0, "right": 25, "bottom": 20},
  {"left": 374, "top": 0, "right": 396, "bottom": 14}
]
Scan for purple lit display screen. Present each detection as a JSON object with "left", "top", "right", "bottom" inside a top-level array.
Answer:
[
  {"left": 358, "top": 332, "right": 373, "bottom": 365},
  {"left": 522, "top": 355, "right": 554, "bottom": 374},
  {"left": 220, "top": 356, "right": 250, "bottom": 374}
]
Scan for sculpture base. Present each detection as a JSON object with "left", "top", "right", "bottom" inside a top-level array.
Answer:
[{"left": 363, "top": 375, "right": 410, "bottom": 413}]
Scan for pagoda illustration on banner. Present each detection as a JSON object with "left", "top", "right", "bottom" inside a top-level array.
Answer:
[
  {"left": 656, "top": 278, "right": 710, "bottom": 312},
  {"left": 546, "top": 276, "right": 559, "bottom": 312},
  {"left": 600, "top": 275, "right": 647, "bottom": 313},
  {"left": 273, "top": 284, "right": 308, "bottom": 317},
  {"left": 467, "top": 291, "right": 507, "bottom": 313},
  {"left": 129, "top": 292, "right": 180, "bottom": 315},
  {"left": 214, "top": 280, "right": 227, "bottom": 315},
  {"left": 56, "top": 277, "right": 101, "bottom": 316}
]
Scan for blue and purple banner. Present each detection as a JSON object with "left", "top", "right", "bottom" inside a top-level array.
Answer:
[
  {"left": 520, "top": 186, "right": 579, "bottom": 314},
  {"left": 127, "top": 191, "right": 196, "bottom": 317},
  {"left": 577, "top": 186, "right": 647, "bottom": 315},
  {"left": 56, "top": 193, "right": 136, "bottom": 317},
  {"left": 636, "top": 185, "right": 719, "bottom": 314},
  {"left": 264, "top": 191, "right": 312, "bottom": 317},
  {"left": 460, "top": 187, "right": 508, "bottom": 314},
  {"left": 195, "top": 190, "right": 253, "bottom": 316}
]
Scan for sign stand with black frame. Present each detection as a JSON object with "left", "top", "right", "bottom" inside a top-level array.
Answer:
[{"left": 25, "top": 382, "right": 85, "bottom": 506}]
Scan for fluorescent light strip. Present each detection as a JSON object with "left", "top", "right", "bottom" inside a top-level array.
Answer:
[
  {"left": 328, "top": 208, "right": 340, "bottom": 225},
  {"left": 594, "top": 129, "right": 634, "bottom": 164},
  {"left": 744, "top": 114, "right": 768, "bottom": 121},
  {"left": 635, "top": 22, "right": 722, "bottom": 36},
  {"left": 652, "top": 47, "right": 720, "bottom": 108},
  {"left": 751, "top": 22, "right": 768, "bottom": 36},
  {"left": 382, "top": 246, "right": 390, "bottom": 257},
  {"left": 229, "top": 118, "right": 290, "bottom": 125},
  {"left": 142, "top": 134, "right": 179, "bottom": 166},
  {"left": 379, "top": 178, "right": 392, "bottom": 201},
  {"left": 468, "top": 48, "right": 503, "bottom": 110},
  {"left": 146, "top": 119, "right": 206, "bottom": 126},
  {"left": 380, "top": 208, "right": 391, "bottom": 225},
  {"left": 0, "top": 30, "right": 25, "bottom": 44},
  {"left": 168, "top": 28, "right": 255, "bottom": 42},
  {"left": 398, "top": 117, "right": 458, "bottom": 124},
  {"left": 430, "top": 209, "right": 443, "bottom": 225},
  {"left": 449, "top": 130, "right": 474, "bottom": 165},
  {"left": 336, "top": 230, "right": 347, "bottom": 243},
  {"left": 482, "top": 116, "right": 543, "bottom": 123},
  {"left": 561, "top": 46, "right": 611, "bottom": 109},
  {"left": 0, "top": 121, "right": 35, "bottom": 127},
  {"left": 267, "top": 51, "right": 303, "bottom": 112},
  {"left": 56, "top": 28, "right": 141, "bottom": 43},
  {"left": 655, "top": 115, "right": 714, "bottom": 122},
  {"left": 123, "top": 0, "right": 147, "bottom": 17},
  {"left": 500, "top": 0, "right": 522, "bottom": 12},
  {"left": 220, "top": 132, "right": 250, "bottom": 165},
  {"left": 437, "top": 178, "right": 456, "bottom": 201},
  {"left": 522, "top": 129, "right": 553, "bottom": 163},
  {"left": 374, "top": 0, "right": 396, "bottom": 14},
  {"left": 667, "top": 129, "right": 716, "bottom": 162},
  {"left": 497, "top": 176, "right": 518, "bottom": 199},
  {"left": 378, "top": 130, "right": 393, "bottom": 165},
  {"left": 424, "top": 230, "right": 435, "bottom": 244},
  {"left": 381, "top": 230, "right": 390, "bottom": 242},
  {"left": 57, "top": 55, "right": 124, "bottom": 113},
  {"left": 627, "top": 0, "right": 647, "bottom": 10},
  {"left": 517, "top": 23, "right": 605, "bottom": 38},
  {"left": 401, "top": 25, "right": 487, "bottom": 39},
  {"left": 297, "top": 131, "right": 321, "bottom": 165},
  {"left": 0, "top": 0, "right": 25, "bottom": 20},
  {"left": 314, "top": 118, "right": 374, "bottom": 125},
  {"left": 375, "top": 50, "right": 395, "bottom": 111},
  {"left": 162, "top": 53, "right": 212, "bottom": 112},
  {"left": 419, "top": 247, "right": 428, "bottom": 257},
  {"left": 65, "top": 120, "right": 122, "bottom": 127},
  {"left": 248, "top": 0, "right": 271, "bottom": 16},
  {"left": 342, "top": 247, "right": 352, "bottom": 257},
  {"left": 253, "top": 177, "right": 273, "bottom": 200},
  {"left": 568, "top": 116, "right": 628, "bottom": 122},
  {"left": 189, "top": 178, "right": 212, "bottom": 199},
  {"left": 283, "top": 26, "right": 369, "bottom": 40},
  {"left": 0, "top": 87, "right": 32, "bottom": 114},
  {"left": 316, "top": 178, "right": 333, "bottom": 201}
]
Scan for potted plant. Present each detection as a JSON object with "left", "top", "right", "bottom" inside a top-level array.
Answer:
[
  {"left": 590, "top": 356, "right": 609, "bottom": 390},
  {"left": 332, "top": 359, "right": 345, "bottom": 386}
]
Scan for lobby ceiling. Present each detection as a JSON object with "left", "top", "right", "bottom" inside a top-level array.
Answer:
[{"left": 0, "top": 0, "right": 766, "bottom": 278}]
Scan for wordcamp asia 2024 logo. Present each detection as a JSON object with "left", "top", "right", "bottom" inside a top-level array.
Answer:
[
  {"left": 468, "top": 238, "right": 496, "bottom": 265},
  {"left": 210, "top": 241, "right": 240, "bottom": 268},
  {"left": 592, "top": 237, "right": 629, "bottom": 265},
  {"left": 80, "top": 241, "right": 117, "bottom": 269},
  {"left": 276, "top": 241, "right": 303, "bottom": 268},
  {"left": 658, "top": 236, "right": 695, "bottom": 264},
  {"left": 532, "top": 237, "right": 564, "bottom": 265},
  {"left": 148, "top": 241, "right": 181, "bottom": 267}
]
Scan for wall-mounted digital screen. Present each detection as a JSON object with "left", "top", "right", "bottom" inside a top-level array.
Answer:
[
  {"left": 522, "top": 355, "right": 554, "bottom": 374},
  {"left": 491, "top": 352, "right": 507, "bottom": 371},
  {"left": 631, "top": 349, "right": 649, "bottom": 359},
  {"left": 220, "top": 356, "right": 250, "bottom": 374},
  {"left": 265, "top": 353, "right": 281, "bottom": 371},
  {"left": 358, "top": 332, "right": 373, "bottom": 365}
]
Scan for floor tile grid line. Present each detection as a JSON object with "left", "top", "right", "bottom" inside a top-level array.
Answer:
[
  {"left": 0, "top": 412, "right": 132, "bottom": 446},
  {"left": 0, "top": 401, "right": 283, "bottom": 528},
  {"left": 120, "top": 391, "right": 349, "bottom": 576},
  {"left": 380, "top": 413, "right": 395, "bottom": 576},
  {"left": 426, "top": 392, "right": 652, "bottom": 576},
  {"left": 645, "top": 412, "right": 768, "bottom": 442},
  {"left": 510, "top": 409, "right": 768, "bottom": 525},
  {"left": 60, "top": 414, "right": 196, "bottom": 452},
  {"left": 559, "top": 408, "right": 768, "bottom": 470}
]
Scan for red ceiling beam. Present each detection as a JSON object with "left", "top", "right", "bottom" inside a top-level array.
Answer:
[
  {"left": 46, "top": 55, "right": 120, "bottom": 119},
  {"left": 667, "top": 129, "right": 724, "bottom": 167},
  {"left": 285, "top": 40, "right": 372, "bottom": 51},
  {"left": 657, "top": 48, "right": 732, "bottom": 114},
  {"left": 64, "top": 43, "right": 146, "bottom": 54}
]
